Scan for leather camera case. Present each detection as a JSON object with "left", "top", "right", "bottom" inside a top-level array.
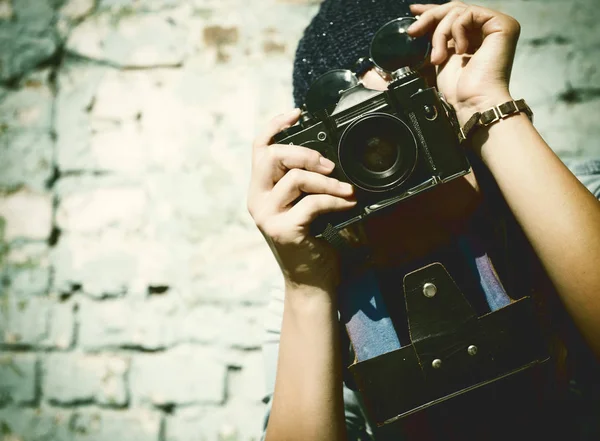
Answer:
[{"left": 348, "top": 262, "right": 549, "bottom": 426}]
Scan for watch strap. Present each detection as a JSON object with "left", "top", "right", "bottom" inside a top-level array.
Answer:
[{"left": 459, "top": 99, "right": 533, "bottom": 142}]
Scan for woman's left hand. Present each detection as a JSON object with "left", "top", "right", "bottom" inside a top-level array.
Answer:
[{"left": 408, "top": 1, "right": 521, "bottom": 125}]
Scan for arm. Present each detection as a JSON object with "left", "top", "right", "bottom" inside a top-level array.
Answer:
[
  {"left": 471, "top": 111, "right": 600, "bottom": 357},
  {"left": 247, "top": 109, "right": 354, "bottom": 441},
  {"left": 409, "top": 2, "right": 600, "bottom": 357},
  {"left": 267, "top": 287, "right": 347, "bottom": 441}
]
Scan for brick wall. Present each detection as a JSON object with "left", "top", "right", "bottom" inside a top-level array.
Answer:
[{"left": 0, "top": 0, "right": 598, "bottom": 440}]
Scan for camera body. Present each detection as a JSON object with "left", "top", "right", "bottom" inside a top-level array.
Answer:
[{"left": 273, "top": 68, "right": 471, "bottom": 236}]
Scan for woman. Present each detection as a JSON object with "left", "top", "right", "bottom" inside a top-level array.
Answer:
[{"left": 247, "top": 1, "right": 600, "bottom": 440}]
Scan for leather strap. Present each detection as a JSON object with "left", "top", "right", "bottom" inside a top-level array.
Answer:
[{"left": 459, "top": 99, "right": 533, "bottom": 142}]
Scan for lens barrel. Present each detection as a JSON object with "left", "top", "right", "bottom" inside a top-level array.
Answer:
[{"left": 338, "top": 113, "right": 418, "bottom": 192}]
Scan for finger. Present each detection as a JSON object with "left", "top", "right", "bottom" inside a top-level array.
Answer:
[
  {"left": 452, "top": 5, "right": 516, "bottom": 41},
  {"left": 409, "top": 3, "right": 440, "bottom": 15},
  {"left": 288, "top": 194, "right": 357, "bottom": 226},
  {"left": 253, "top": 108, "right": 301, "bottom": 150},
  {"left": 268, "top": 169, "right": 353, "bottom": 209},
  {"left": 430, "top": 5, "right": 466, "bottom": 64},
  {"left": 407, "top": 2, "right": 464, "bottom": 37},
  {"left": 253, "top": 145, "right": 335, "bottom": 191},
  {"left": 450, "top": 8, "right": 471, "bottom": 54},
  {"left": 449, "top": 7, "right": 495, "bottom": 58}
]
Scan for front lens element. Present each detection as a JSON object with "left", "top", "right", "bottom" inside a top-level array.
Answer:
[
  {"left": 356, "top": 135, "right": 399, "bottom": 173},
  {"left": 339, "top": 113, "right": 417, "bottom": 192}
]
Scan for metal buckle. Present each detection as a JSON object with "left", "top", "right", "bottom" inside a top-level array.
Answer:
[
  {"left": 498, "top": 100, "right": 518, "bottom": 118},
  {"left": 481, "top": 107, "right": 500, "bottom": 126}
]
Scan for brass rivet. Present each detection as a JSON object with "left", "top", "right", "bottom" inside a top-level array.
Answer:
[
  {"left": 468, "top": 345, "right": 478, "bottom": 356},
  {"left": 432, "top": 359, "right": 442, "bottom": 369}
]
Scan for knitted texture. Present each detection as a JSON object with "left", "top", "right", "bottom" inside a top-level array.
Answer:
[{"left": 292, "top": 0, "right": 447, "bottom": 107}]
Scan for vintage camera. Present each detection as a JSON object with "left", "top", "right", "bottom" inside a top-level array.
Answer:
[{"left": 273, "top": 17, "right": 471, "bottom": 236}]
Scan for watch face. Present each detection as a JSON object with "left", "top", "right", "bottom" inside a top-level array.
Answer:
[
  {"left": 370, "top": 17, "right": 431, "bottom": 73},
  {"left": 305, "top": 69, "right": 359, "bottom": 113}
]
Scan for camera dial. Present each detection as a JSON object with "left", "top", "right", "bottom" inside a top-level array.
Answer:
[{"left": 392, "top": 66, "right": 415, "bottom": 81}]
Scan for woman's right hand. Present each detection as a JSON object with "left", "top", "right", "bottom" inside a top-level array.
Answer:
[
  {"left": 408, "top": 1, "right": 521, "bottom": 126},
  {"left": 247, "top": 108, "right": 357, "bottom": 294}
]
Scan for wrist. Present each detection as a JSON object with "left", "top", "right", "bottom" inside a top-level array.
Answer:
[
  {"left": 454, "top": 91, "right": 514, "bottom": 127},
  {"left": 472, "top": 111, "right": 533, "bottom": 161},
  {"left": 285, "top": 282, "right": 338, "bottom": 311}
]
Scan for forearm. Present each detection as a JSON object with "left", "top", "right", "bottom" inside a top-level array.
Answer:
[
  {"left": 466, "top": 99, "right": 600, "bottom": 356},
  {"left": 265, "top": 285, "right": 347, "bottom": 441}
]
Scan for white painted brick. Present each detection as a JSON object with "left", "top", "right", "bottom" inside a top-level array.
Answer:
[
  {"left": 165, "top": 402, "right": 265, "bottom": 441},
  {"left": 44, "top": 353, "right": 130, "bottom": 407},
  {"left": 130, "top": 344, "right": 227, "bottom": 406},
  {"left": 0, "top": 189, "right": 53, "bottom": 241},
  {"left": 60, "top": 0, "right": 95, "bottom": 21},
  {"left": 55, "top": 62, "right": 110, "bottom": 171},
  {"left": 52, "top": 231, "right": 143, "bottom": 298},
  {"left": 66, "top": 7, "right": 196, "bottom": 68},
  {"left": 56, "top": 177, "right": 147, "bottom": 234},
  {"left": 0, "top": 130, "right": 54, "bottom": 192},
  {"left": 1, "top": 296, "right": 75, "bottom": 349},
  {"left": 0, "top": 69, "right": 53, "bottom": 129},
  {"left": 70, "top": 408, "right": 161, "bottom": 441},
  {"left": 188, "top": 224, "right": 282, "bottom": 304},
  {"left": 78, "top": 297, "right": 178, "bottom": 350},
  {"left": 0, "top": 407, "right": 71, "bottom": 440},
  {"left": 226, "top": 350, "right": 265, "bottom": 404},
  {"left": 78, "top": 295, "right": 263, "bottom": 350},
  {"left": 0, "top": 353, "right": 37, "bottom": 405},
  {"left": 3, "top": 243, "right": 51, "bottom": 298}
]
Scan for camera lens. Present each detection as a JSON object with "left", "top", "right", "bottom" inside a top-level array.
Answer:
[
  {"left": 356, "top": 136, "right": 399, "bottom": 173},
  {"left": 339, "top": 113, "right": 417, "bottom": 192}
]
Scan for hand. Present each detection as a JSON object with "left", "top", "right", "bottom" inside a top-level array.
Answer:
[
  {"left": 247, "top": 109, "right": 357, "bottom": 294},
  {"left": 408, "top": 2, "right": 521, "bottom": 124}
]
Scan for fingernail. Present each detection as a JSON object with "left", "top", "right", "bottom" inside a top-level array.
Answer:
[
  {"left": 320, "top": 156, "right": 335, "bottom": 169},
  {"left": 340, "top": 182, "right": 354, "bottom": 193},
  {"left": 288, "top": 108, "right": 301, "bottom": 116}
]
